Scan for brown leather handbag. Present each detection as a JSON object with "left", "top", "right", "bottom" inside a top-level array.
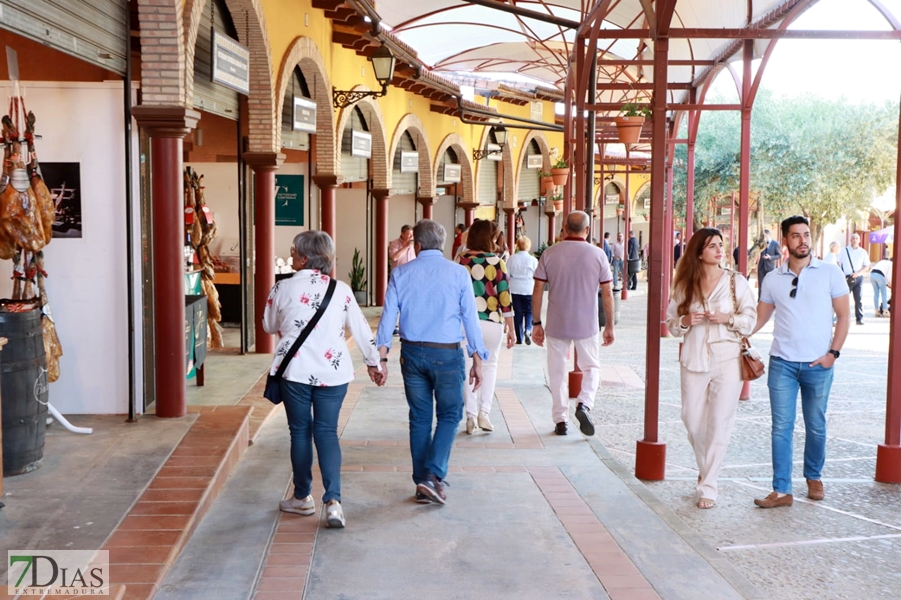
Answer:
[{"left": 730, "top": 273, "right": 765, "bottom": 381}]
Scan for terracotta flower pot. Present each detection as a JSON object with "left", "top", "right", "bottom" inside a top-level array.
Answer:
[
  {"left": 614, "top": 116, "right": 645, "bottom": 144},
  {"left": 553, "top": 200, "right": 563, "bottom": 212},
  {"left": 550, "top": 168, "right": 570, "bottom": 187},
  {"left": 541, "top": 176, "right": 555, "bottom": 195}
]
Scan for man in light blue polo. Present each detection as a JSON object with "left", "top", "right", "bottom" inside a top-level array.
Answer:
[
  {"left": 752, "top": 215, "right": 850, "bottom": 508},
  {"left": 376, "top": 219, "right": 487, "bottom": 506}
]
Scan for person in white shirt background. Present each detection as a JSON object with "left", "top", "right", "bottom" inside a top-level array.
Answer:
[
  {"left": 263, "top": 231, "right": 385, "bottom": 529},
  {"left": 665, "top": 227, "right": 757, "bottom": 509},
  {"left": 838, "top": 233, "right": 871, "bottom": 325},
  {"left": 870, "top": 256, "right": 893, "bottom": 317},
  {"left": 822, "top": 241, "right": 841, "bottom": 266},
  {"left": 506, "top": 236, "right": 540, "bottom": 345}
]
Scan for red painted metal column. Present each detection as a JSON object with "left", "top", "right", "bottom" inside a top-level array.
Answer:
[
  {"left": 373, "top": 189, "right": 390, "bottom": 307},
  {"left": 738, "top": 40, "right": 754, "bottom": 400},
  {"left": 621, "top": 151, "right": 631, "bottom": 301},
  {"left": 460, "top": 202, "right": 479, "bottom": 227},
  {"left": 660, "top": 158, "right": 674, "bottom": 337},
  {"left": 504, "top": 207, "right": 515, "bottom": 251},
  {"left": 635, "top": 36, "right": 669, "bottom": 481},
  {"left": 875, "top": 98, "right": 901, "bottom": 483},
  {"left": 245, "top": 152, "right": 285, "bottom": 355},
  {"left": 313, "top": 175, "right": 338, "bottom": 244},
  {"left": 546, "top": 207, "right": 557, "bottom": 246},
  {"left": 132, "top": 106, "right": 200, "bottom": 418},
  {"left": 685, "top": 93, "right": 697, "bottom": 245},
  {"left": 417, "top": 196, "right": 435, "bottom": 221}
]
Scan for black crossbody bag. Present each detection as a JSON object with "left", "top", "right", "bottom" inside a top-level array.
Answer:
[
  {"left": 844, "top": 248, "right": 858, "bottom": 289},
  {"left": 263, "top": 278, "right": 337, "bottom": 405}
]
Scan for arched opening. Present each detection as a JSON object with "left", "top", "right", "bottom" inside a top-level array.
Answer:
[
  {"left": 516, "top": 140, "right": 546, "bottom": 250},
  {"left": 335, "top": 106, "right": 372, "bottom": 292}
]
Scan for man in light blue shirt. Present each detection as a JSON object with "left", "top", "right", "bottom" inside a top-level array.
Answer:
[
  {"left": 752, "top": 215, "right": 849, "bottom": 509},
  {"left": 377, "top": 219, "right": 487, "bottom": 505}
]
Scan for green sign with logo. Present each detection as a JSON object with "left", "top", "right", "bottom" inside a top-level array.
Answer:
[{"left": 275, "top": 174, "right": 304, "bottom": 226}]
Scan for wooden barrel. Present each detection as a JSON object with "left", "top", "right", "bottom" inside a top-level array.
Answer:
[{"left": 0, "top": 307, "right": 48, "bottom": 476}]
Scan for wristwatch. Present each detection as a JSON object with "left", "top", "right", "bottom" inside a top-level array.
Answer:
[
  {"left": 533, "top": 321, "right": 542, "bottom": 326},
  {"left": 828, "top": 349, "right": 840, "bottom": 359},
  {"left": 727, "top": 315, "right": 735, "bottom": 327}
]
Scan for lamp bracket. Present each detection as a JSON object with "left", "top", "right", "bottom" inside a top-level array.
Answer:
[
  {"left": 472, "top": 147, "right": 504, "bottom": 161},
  {"left": 332, "top": 85, "right": 388, "bottom": 109}
]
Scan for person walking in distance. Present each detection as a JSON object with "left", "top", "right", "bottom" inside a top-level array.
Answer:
[
  {"left": 376, "top": 220, "right": 487, "bottom": 505},
  {"left": 752, "top": 215, "right": 850, "bottom": 508},
  {"left": 665, "top": 228, "right": 757, "bottom": 509},
  {"left": 870, "top": 257, "right": 892, "bottom": 317},
  {"left": 627, "top": 230, "right": 640, "bottom": 290},
  {"left": 611, "top": 232, "right": 625, "bottom": 291},
  {"left": 602, "top": 232, "right": 613, "bottom": 264},
  {"left": 389, "top": 225, "right": 416, "bottom": 269},
  {"left": 531, "top": 211, "right": 615, "bottom": 436},
  {"left": 457, "top": 220, "right": 516, "bottom": 434},
  {"left": 839, "top": 233, "right": 870, "bottom": 325},
  {"left": 507, "top": 236, "right": 539, "bottom": 345},
  {"left": 757, "top": 229, "right": 781, "bottom": 297}
]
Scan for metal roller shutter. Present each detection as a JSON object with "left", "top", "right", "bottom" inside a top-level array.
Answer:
[
  {"left": 477, "top": 157, "right": 496, "bottom": 206},
  {"left": 193, "top": 0, "right": 240, "bottom": 121},
  {"left": 518, "top": 161, "right": 540, "bottom": 203},
  {"left": 341, "top": 107, "right": 368, "bottom": 183},
  {"left": 281, "top": 67, "right": 311, "bottom": 151},
  {"left": 0, "top": 0, "right": 127, "bottom": 73},
  {"left": 391, "top": 131, "right": 417, "bottom": 195}
]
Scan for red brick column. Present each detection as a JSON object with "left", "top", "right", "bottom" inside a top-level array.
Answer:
[
  {"left": 373, "top": 189, "right": 390, "bottom": 306},
  {"left": 245, "top": 152, "right": 285, "bottom": 354},
  {"left": 546, "top": 208, "right": 557, "bottom": 247},
  {"left": 132, "top": 106, "right": 200, "bottom": 418},
  {"left": 504, "top": 207, "right": 516, "bottom": 252},
  {"left": 313, "top": 175, "right": 339, "bottom": 244},
  {"left": 458, "top": 201, "right": 479, "bottom": 227}
]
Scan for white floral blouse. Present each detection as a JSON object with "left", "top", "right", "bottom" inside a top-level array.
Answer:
[{"left": 262, "top": 269, "right": 379, "bottom": 387}]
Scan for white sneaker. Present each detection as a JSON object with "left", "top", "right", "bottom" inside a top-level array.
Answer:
[
  {"left": 466, "top": 416, "right": 476, "bottom": 434},
  {"left": 477, "top": 411, "right": 493, "bottom": 432},
  {"left": 279, "top": 494, "right": 315, "bottom": 516},
  {"left": 326, "top": 500, "right": 345, "bottom": 528}
]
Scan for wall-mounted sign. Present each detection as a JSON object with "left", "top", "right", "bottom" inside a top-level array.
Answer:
[
  {"left": 486, "top": 144, "right": 502, "bottom": 162},
  {"left": 526, "top": 154, "right": 543, "bottom": 169},
  {"left": 400, "top": 151, "right": 419, "bottom": 173},
  {"left": 275, "top": 174, "right": 305, "bottom": 226},
  {"left": 351, "top": 130, "right": 372, "bottom": 158},
  {"left": 211, "top": 31, "right": 250, "bottom": 95},
  {"left": 530, "top": 101, "right": 543, "bottom": 122},
  {"left": 605, "top": 194, "right": 620, "bottom": 205},
  {"left": 293, "top": 96, "right": 317, "bottom": 133},
  {"left": 436, "top": 187, "right": 447, "bottom": 196},
  {"left": 443, "top": 163, "right": 461, "bottom": 183}
]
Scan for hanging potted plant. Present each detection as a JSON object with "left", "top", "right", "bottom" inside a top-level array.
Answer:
[
  {"left": 550, "top": 157, "right": 570, "bottom": 187},
  {"left": 616, "top": 204, "right": 624, "bottom": 216},
  {"left": 551, "top": 193, "right": 564, "bottom": 212},
  {"left": 349, "top": 248, "right": 367, "bottom": 306},
  {"left": 615, "top": 100, "right": 651, "bottom": 144},
  {"left": 539, "top": 170, "right": 555, "bottom": 195}
]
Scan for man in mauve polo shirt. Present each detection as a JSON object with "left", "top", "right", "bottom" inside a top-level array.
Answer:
[{"left": 531, "top": 211, "right": 616, "bottom": 436}]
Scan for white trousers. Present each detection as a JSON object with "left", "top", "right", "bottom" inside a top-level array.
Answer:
[
  {"left": 465, "top": 320, "right": 504, "bottom": 417},
  {"left": 547, "top": 334, "right": 601, "bottom": 424},
  {"left": 680, "top": 342, "right": 743, "bottom": 501}
]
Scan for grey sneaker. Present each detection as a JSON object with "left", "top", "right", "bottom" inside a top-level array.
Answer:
[
  {"left": 415, "top": 476, "right": 447, "bottom": 505},
  {"left": 414, "top": 491, "right": 433, "bottom": 504},
  {"left": 279, "top": 494, "right": 315, "bottom": 516},
  {"left": 325, "top": 500, "right": 345, "bottom": 528}
]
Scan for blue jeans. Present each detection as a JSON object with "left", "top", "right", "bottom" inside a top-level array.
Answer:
[
  {"left": 399, "top": 344, "right": 465, "bottom": 484},
  {"left": 767, "top": 356, "right": 834, "bottom": 494},
  {"left": 612, "top": 258, "right": 624, "bottom": 289},
  {"left": 511, "top": 293, "right": 533, "bottom": 343},
  {"left": 871, "top": 272, "right": 888, "bottom": 312},
  {"left": 281, "top": 380, "right": 348, "bottom": 503}
]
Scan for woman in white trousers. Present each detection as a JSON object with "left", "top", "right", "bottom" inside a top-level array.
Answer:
[
  {"left": 665, "top": 228, "right": 756, "bottom": 509},
  {"left": 458, "top": 220, "right": 516, "bottom": 433}
]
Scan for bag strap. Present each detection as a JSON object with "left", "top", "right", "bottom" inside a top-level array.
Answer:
[
  {"left": 845, "top": 247, "right": 855, "bottom": 275},
  {"left": 274, "top": 278, "right": 337, "bottom": 379},
  {"left": 729, "top": 271, "right": 739, "bottom": 314}
]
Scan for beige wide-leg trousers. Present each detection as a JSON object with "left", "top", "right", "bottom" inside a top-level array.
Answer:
[{"left": 680, "top": 342, "right": 743, "bottom": 501}]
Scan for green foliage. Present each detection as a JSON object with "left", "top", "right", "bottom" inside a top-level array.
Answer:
[
  {"left": 552, "top": 157, "right": 568, "bottom": 169},
  {"left": 621, "top": 100, "right": 652, "bottom": 118},
  {"left": 672, "top": 89, "right": 899, "bottom": 245},
  {"left": 349, "top": 248, "right": 366, "bottom": 292},
  {"left": 534, "top": 242, "right": 550, "bottom": 259}
]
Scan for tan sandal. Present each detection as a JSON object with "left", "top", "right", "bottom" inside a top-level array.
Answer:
[{"left": 697, "top": 498, "right": 716, "bottom": 509}]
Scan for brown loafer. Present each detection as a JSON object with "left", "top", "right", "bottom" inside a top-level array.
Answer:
[
  {"left": 806, "top": 478, "right": 824, "bottom": 501},
  {"left": 754, "top": 491, "right": 793, "bottom": 508}
]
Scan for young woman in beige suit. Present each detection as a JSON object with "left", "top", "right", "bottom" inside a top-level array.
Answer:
[{"left": 666, "top": 228, "right": 757, "bottom": 509}]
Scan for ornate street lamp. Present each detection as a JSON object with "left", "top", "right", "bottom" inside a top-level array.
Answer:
[
  {"left": 472, "top": 125, "right": 508, "bottom": 161},
  {"left": 332, "top": 44, "right": 397, "bottom": 109}
]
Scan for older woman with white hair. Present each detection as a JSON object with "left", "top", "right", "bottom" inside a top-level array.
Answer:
[{"left": 263, "top": 230, "right": 385, "bottom": 529}]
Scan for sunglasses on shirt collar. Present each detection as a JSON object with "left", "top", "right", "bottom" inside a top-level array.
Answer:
[{"left": 789, "top": 276, "right": 799, "bottom": 299}]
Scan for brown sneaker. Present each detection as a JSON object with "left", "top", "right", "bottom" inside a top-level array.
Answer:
[
  {"left": 806, "top": 478, "right": 824, "bottom": 500},
  {"left": 754, "top": 491, "right": 793, "bottom": 508}
]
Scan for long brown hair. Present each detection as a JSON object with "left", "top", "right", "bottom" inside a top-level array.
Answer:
[
  {"left": 467, "top": 219, "right": 498, "bottom": 253},
  {"left": 672, "top": 227, "right": 723, "bottom": 316}
]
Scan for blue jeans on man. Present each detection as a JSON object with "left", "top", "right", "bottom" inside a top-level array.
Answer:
[
  {"left": 400, "top": 344, "right": 465, "bottom": 484},
  {"left": 612, "top": 258, "right": 624, "bottom": 290},
  {"left": 281, "top": 380, "right": 349, "bottom": 503},
  {"left": 511, "top": 293, "right": 533, "bottom": 343},
  {"left": 871, "top": 271, "right": 888, "bottom": 313},
  {"left": 767, "top": 356, "right": 834, "bottom": 494}
]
